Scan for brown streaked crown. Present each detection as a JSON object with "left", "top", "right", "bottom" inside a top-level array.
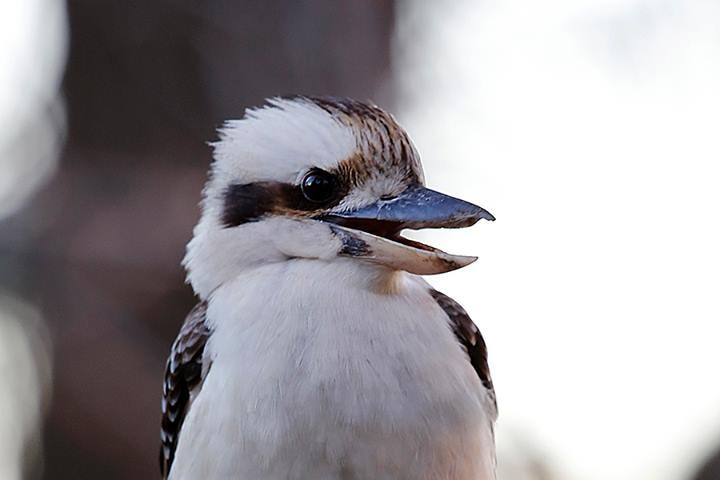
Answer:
[{"left": 303, "top": 96, "right": 424, "bottom": 188}]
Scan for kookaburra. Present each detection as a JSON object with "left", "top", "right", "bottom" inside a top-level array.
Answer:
[{"left": 160, "top": 96, "right": 497, "bottom": 480}]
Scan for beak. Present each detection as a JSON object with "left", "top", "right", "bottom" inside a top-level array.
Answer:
[
  {"left": 321, "top": 185, "right": 494, "bottom": 275},
  {"left": 325, "top": 185, "right": 494, "bottom": 231}
]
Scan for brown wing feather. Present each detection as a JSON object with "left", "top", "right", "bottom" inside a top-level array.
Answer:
[
  {"left": 430, "top": 289, "right": 496, "bottom": 406},
  {"left": 160, "top": 301, "right": 210, "bottom": 479}
]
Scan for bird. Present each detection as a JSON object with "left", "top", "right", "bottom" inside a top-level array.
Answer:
[{"left": 159, "top": 96, "right": 497, "bottom": 480}]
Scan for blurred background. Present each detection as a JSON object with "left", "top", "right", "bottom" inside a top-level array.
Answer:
[{"left": 1, "top": 0, "right": 719, "bottom": 479}]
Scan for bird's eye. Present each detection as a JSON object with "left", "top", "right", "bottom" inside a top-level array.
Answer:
[{"left": 301, "top": 169, "right": 336, "bottom": 203}]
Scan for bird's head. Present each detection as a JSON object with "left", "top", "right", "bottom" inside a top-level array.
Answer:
[{"left": 184, "top": 97, "right": 494, "bottom": 298}]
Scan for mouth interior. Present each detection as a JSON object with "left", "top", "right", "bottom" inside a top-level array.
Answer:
[{"left": 323, "top": 217, "right": 439, "bottom": 253}]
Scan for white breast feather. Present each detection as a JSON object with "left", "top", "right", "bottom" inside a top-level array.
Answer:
[{"left": 169, "top": 260, "right": 496, "bottom": 480}]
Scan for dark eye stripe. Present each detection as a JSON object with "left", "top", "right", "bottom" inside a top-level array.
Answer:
[
  {"left": 221, "top": 180, "right": 348, "bottom": 228},
  {"left": 221, "top": 182, "right": 280, "bottom": 227}
]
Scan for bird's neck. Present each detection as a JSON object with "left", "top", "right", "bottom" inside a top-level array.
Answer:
[
  {"left": 200, "top": 260, "right": 428, "bottom": 392},
  {"left": 223, "top": 258, "right": 407, "bottom": 302}
]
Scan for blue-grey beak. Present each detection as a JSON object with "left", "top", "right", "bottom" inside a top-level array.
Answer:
[
  {"left": 319, "top": 185, "right": 493, "bottom": 275},
  {"left": 323, "top": 185, "right": 494, "bottom": 234}
]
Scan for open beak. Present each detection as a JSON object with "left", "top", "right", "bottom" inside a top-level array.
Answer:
[{"left": 321, "top": 185, "right": 494, "bottom": 275}]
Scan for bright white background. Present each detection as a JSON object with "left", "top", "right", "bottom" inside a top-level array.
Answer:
[{"left": 394, "top": 1, "right": 720, "bottom": 479}]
